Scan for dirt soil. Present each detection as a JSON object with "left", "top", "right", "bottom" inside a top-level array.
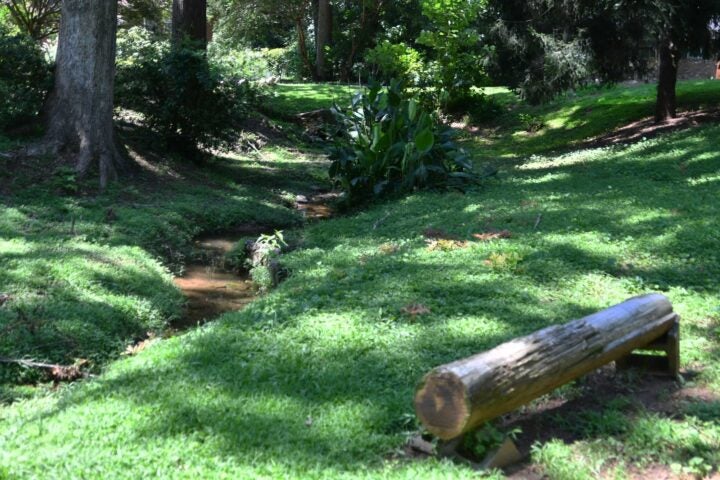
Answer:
[
  {"left": 500, "top": 366, "right": 719, "bottom": 479},
  {"left": 580, "top": 108, "right": 720, "bottom": 149}
]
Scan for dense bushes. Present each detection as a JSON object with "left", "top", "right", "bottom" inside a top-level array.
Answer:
[
  {"left": 366, "top": 41, "right": 424, "bottom": 85},
  {"left": 115, "top": 28, "right": 258, "bottom": 155},
  {"left": 0, "top": 25, "right": 51, "bottom": 131},
  {"left": 209, "top": 45, "right": 296, "bottom": 79},
  {"left": 328, "top": 81, "right": 481, "bottom": 202}
]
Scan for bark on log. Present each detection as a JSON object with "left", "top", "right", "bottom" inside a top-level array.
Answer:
[{"left": 415, "top": 294, "right": 678, "bottom": 440}]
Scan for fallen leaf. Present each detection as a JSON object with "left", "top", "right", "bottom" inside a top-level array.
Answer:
[
  {"left": 473, "top": 230, "right": 512, "bottom": 241},
  {"left": 426, "top": 239, "right": 468, "bottom": 251},
  {"left": 123, "top": 333, "right": 158, "bottom": 356},
  {"left": 379, "top": 243, "right": 400, "bottom": 254},
  {"left": 401, "top": 303, "right": 431, "bottom": 316}
]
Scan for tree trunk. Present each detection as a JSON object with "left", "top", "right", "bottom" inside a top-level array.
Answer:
[
  {"left": 296, "top": 18, "right": 316, "bottom": 80},
  {"left": 415, "top": 294, "right": 678, "bottom": 440},
  {"left": 37, "top": 0, "right": 125, "bottom": 189},
  {"left": 655, "top": 39, "right": 679, "bottom": 122},
  {"left": 172, "top": 0, "right": 207, "bottom": 47},
  {"left": 340, "top": 0, "right": 381, "bottom": 82},
  {"left": 315, "top": 0, "right": 331, "bottom": 80}
]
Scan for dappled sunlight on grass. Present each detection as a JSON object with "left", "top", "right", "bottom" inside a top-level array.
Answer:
[
  {"left": 267, "top": 83, "right": 360, "bottom": 116},
  {"left": 470, "top": 79, "right": 720, "bottom": 161},
  {"left": 1, "top": 89, "right": 720, "bottom": 477}
]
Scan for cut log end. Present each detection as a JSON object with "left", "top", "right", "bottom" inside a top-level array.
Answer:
[{"left": 414, "top": 372, "right": 470, "bottom": 440}]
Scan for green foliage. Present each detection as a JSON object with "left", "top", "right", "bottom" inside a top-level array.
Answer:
[
  {"left": 417, "top": 0, "right": 490, "bottom": 106},
  {"left": 531, "top": 440, "right": 597, "bottom": 480},
  {"left": 517, "top": 32, "right": 593, "bottom": 104},
  {"left": 259, "top": 47, "right": 297, "bottom": 79},
  {"left": 208, "top": 45, "right": 296, "bottom": 80},
  {"left": 254, "top": 230, "right": 287, "bottom": 252},
  {"left": 0, "top": 23, "right": 51, "bottom": 131},
  {"left": 518, "top": 112, "right": 545, "bottom": 133},
  {"left": 366, "top": 41, "right": 424, "bottom": 85},
  {"left": 247, "top": 231, "right": 287, "bottom": 291},
  {"left": 329, "top": 81, "right": 479, "bottom": 201},
  {"left": 463, "top": 423, "right": 520, "bottom": 458},
  {"left": 115, "top": 27, "right": 258, "bottom": 155}
]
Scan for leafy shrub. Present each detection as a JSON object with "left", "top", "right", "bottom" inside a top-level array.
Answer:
[
  {"left": 209, "top": 45, "right": 272, "bottom": 80},
  {"left": 116, "top": 27, "right": 258, "bottom": 155},
  {"left": 0, "top": 24, "right": 51, "bottom": 131},
  {"left": 518, "top": 112, "right": 546, "bottom": 132},
  {"left": 417, "top": 0, "right": 490, "bottom": 109},
  {"left": 260, "top": 47, "right": 297, "bottom": 79},
  {"left": 366, "top": 41, "right": 424, "bottom": 85},
  {"left": 328, "top": 81, "right": 480, "bottom": 202},
  {"left": 463, "top": 424, "right": 521, "bottom": 459}
]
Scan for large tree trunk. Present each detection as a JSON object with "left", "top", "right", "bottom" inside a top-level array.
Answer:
[
  {"left": 172, "top": 0, "right": 207, "bottom": 47},
  {"left": 415, "top": 294, "right": 678, "bottom": 440},
  {"left": 315, "top": 0, "right": 332, "bottom": 80},
  {"left": 37, "top": 0, "right": 125, "bottom": 189},
  {"left": 655, "top": 39, "right": 680, "bottom": 122}
]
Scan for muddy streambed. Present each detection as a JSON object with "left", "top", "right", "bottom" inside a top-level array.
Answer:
[
  {"left": 172, "top": 194, "right": 336, "bottom": 329},
  {"left": 172, "top": 234, "right": 257, "bottom": 329}
]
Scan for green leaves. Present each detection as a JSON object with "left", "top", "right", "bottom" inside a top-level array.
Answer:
[
  {"left": 414, "top": 128, "right": 434, "bottom": 153},
  {"left": 328, "top": 80, "right": 480, "bottom": 203}
]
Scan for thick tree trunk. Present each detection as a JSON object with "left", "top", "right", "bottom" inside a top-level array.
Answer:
[
  {"left": 315, "top": 0, "right": 331, "bottom": 80},
  {"left": 655, "top": 39, "right": 679, "bottom": 122},
  {"left": 172, "top": 0, "right": 207, "bottom": 47},
  {"left": 38, "top": 0, "right": 125, "bottom": 189},
  {"left": 415, "top": 294, "right": 678, "bottom": 440}
]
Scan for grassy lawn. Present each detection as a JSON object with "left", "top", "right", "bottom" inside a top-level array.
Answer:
[
  {"left": 475, "top": 79, "right": 720, "bottom": 160},
  {"left": 1, "top": 81, "right": 719, "bottom": 478},
  {"left": 266, "top": 82, "right": 360, "bottom": 116},
  {"left": 0, "top": 139, "right": 328, "bottom": 389}
]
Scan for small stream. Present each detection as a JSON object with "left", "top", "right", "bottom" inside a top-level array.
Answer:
[{"left": 171, "top": 194, "right": 336, "bottom": 330}]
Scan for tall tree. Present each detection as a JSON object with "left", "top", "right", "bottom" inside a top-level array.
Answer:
[
  {"left": 315, "top": 0, "right": 331, "bottom": 80},
  {"left": 172, "top": 0, "right": 206, "bottom": 46},
  {"left": 30, "top": 0, "right": 126, "bottom": 188}
]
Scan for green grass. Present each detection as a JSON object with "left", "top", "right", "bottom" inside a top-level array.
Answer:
[
  {"left": 1, "top": 101, "right": 719, "bottom": 478},
  {"left": 475, "top": 79, "right": 720, "bottom": 161},
  {"left": 0, "top": 142, "right": 327, "bottom": 386},
  {"left": 267, "top": 83, "right": 360, "bottom": 115}
]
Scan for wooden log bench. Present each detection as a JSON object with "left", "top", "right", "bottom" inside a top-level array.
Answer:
[{"left": 414, "top": 294, "right": 680, "bottom": 441}]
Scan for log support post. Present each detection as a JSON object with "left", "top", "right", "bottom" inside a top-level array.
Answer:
[{"left": 616, "top": 318, "right": 680, "bottom": 377}]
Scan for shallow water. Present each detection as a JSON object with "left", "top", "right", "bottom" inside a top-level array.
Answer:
[
  {"left": 172, "top": 234, "right": 258, "bottom": 329},
  {"left": 172, "top": 194, "right": 336, "bottom": 329}
]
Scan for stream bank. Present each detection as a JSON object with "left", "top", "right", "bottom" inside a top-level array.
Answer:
[{"left": 171, "top": 193, "right": 337, "bottom": 330}]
